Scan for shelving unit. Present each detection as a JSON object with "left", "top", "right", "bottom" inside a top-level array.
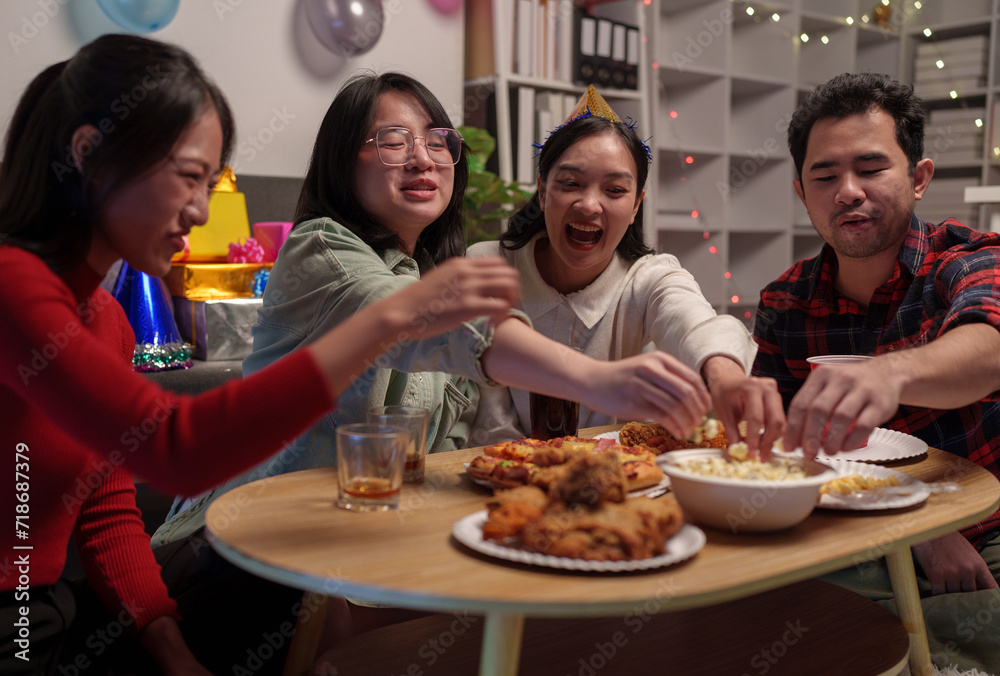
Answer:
[
  {"left": 463, "top": 0, "right": 654, "bottom": 242},
  {"left": 465, "top": 0, "right": 1000, "bottom": 330}
]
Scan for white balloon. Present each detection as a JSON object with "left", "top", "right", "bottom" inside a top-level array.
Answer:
[{"left": 304, "top": 0, "right": 384, "bottom": 57}]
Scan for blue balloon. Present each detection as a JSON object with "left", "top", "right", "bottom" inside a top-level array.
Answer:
[{"left": 96, "top": 0, "right": 180, "bottom": 34}]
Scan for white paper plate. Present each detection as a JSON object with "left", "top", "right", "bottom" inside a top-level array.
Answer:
[
  {"left": 796, "top": 427, "right": 928, "bottom": 463},
  {"left": 816, "top": 460, "right": 930, "bottom": 511},
  {"left": 452, "top": 511, "right": 705, "bottom": 572}
]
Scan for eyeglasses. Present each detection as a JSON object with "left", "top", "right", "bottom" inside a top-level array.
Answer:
[{"left": 363, "top": 127, "right": 463, "bottom": 166}]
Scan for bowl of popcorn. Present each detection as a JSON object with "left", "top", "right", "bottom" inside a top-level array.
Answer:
[{"left": 659, "top": 446, "right": 837, "bottom": 533}]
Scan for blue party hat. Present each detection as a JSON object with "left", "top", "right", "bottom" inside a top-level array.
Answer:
[{"left": 111, "top": 261, "right": 192, "bottom": 372}]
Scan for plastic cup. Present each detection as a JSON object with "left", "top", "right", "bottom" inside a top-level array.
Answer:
[
  {"left": 335, "top": 423, "right": 408, "bottom": 512},
  {"left": 367, "top": 406, "right": 430, "bottom": 483},
  {"left": 806, "top": 355, "right": 874, "bottom": 371}
]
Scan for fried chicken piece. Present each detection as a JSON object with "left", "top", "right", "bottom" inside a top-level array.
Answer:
[
  {"left": 521, "top": 503, "right": 646, "bottom": 561},
  {"left": 521, "top": 496, "right": 682, "bottom": 561},
  {"left": 534, "top": 450, "right": 628, "bottom": 505},
  {"left": 619, "top": 420, "right": 729, "bottom": 454},
  {"left": 482, "top": 485, "right": 548, "bottom": 543}
]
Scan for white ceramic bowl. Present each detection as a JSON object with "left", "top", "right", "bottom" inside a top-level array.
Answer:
[{"left": 659, "top": 449, "right": 838, "bottom": 533}]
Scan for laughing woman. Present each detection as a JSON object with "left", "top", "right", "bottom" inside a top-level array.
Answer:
[{"left": 469, "top": 102, "right": 785, "bottom": 453}]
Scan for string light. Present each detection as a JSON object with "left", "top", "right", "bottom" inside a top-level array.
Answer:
[
  {"left": 709, "top": 246, "right": 718, "bottom": 254},
  {"left": 800, "top": 33, "right": 809, "bottom": 43},
  {"left": 691, "top": 210, "right": 699, "bottom": 218},
  {"left": 846, "top": 16, "right": 854, "bottom": 25},
  {"left": 725, "top": 272, "right": 732, "bottom": 279},
  {"left": 923, "top": 28, "right": 933, "bottom": 37},
  {"left": 685, "top": 155, "right": 694, "bottom": 164},
  {"left": 746, "top": 7, "right": 754, "bottom": 17},
  {"left": 670, "top": 110, "right": 678, "bottom": 119},
  {"left": 731, "top": 295, "right": 741, "bottom": 304},
  {"left": 821, "top": 35, "right": 829, "bottom": 44},
  {"left": 744, "top": 311, "right": 753, "bottom": 319},
  {"left": 771, "top": 13, "right": 780, "bottom": 22}
]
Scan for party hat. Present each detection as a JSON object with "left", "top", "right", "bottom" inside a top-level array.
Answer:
[
  {"left": 563, "top": 85, "right": 622, "bottom": 124},
  {"left": 111, "top": 261, "right": 193, "bottom": 372}
]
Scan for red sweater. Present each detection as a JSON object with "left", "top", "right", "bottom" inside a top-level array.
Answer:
[{"left": 0, "top": 246, "right": 333, "bottom": 632}]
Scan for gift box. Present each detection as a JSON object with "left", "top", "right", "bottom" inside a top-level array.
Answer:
[
  {"left": 165, "top": 263, "right": 272, "bottom": 301},
  {"left": 173, "top": 167, "right": 250, "bottom": 263},
  {"left": 173, "top": 297, "right": 262, "bottom": 361},
  {"left": 253, "top": 222, "right": 293, "bottom": 262}
]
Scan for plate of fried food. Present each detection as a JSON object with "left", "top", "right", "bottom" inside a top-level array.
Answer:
[
  {"left": 816, "top": 460, "right": 930, "bottom": 511},
  {"left": 464, "top": 435, "right": 667, "bottom": 497},
  {"left": 454, "top": 449, "right": 705, "bottom": 572}
]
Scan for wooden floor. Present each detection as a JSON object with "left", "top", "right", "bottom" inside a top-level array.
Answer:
[{"left": 313, "top": 579, "right": 909, "bottom": 676}]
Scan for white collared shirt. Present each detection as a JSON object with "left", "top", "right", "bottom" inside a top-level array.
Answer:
[{"left": 467, "top": 234, "right": 756, "bottom": 445}]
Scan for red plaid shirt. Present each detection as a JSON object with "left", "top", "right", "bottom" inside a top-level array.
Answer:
[{"left": 752, "top": 216, "right": 1000, "bottom": 546}]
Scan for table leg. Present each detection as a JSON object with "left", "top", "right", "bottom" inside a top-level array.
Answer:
[
  {"left": 886, "top": 547, "right": 932, "bottom": 676},
  {"left": 479, "top": 612, "right": 525, "bottom": 676}
]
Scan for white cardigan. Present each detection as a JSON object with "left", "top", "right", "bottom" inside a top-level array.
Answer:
[{"left": 467, "top": 234, "right": 757, "bottom": 446}]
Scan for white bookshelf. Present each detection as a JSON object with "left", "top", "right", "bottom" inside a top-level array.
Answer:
[
  {"left": 463, "top": 0, "right": 655, "bottom": 244},
  {"left": 649, "top": 0, "right": 914, "bottom": 328}
]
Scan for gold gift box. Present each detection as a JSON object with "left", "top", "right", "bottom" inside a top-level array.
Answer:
[{"left": 165, "top": 263, "right": 272, "bottom": 301}]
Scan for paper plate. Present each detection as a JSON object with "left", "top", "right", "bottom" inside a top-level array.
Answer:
[
  {"left": 816, "top": 460, "right": 930, "bottom": 511},
  {"left": 452, "top": 511, "right": 704, "bottom": 572}
]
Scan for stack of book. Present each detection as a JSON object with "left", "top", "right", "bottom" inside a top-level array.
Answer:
[
  {"left": 913, "top": 34, "right": 988, "bottom": 100},
  {"left": 924, "top": 106, "right": 985, "bottom": 165},
  {"left": 918, "top": 175, "right": 981, "bottom": 231}
]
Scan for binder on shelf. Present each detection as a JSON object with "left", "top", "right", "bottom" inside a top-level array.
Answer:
[
  {"left": 625, "top": 25, "right": 640, "bottom": 90},
  {"left": 575, "top": 12, "right": 597, "bottom": 85},
  {"left": 594, "top": 18, "right": 614, "bottom": 87}
]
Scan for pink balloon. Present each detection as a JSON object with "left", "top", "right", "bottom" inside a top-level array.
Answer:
[{"left": 427, "top": 0, "right": 462, "bottom": 14}]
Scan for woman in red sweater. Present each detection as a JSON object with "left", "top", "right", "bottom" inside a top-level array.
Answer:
[{"left": 0, "top": 35, "right": 520, "bottom": 675}]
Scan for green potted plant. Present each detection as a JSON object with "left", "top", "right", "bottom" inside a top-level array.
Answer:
[{"left": 458, "top": 126, "right": 534, "bottom": 246}]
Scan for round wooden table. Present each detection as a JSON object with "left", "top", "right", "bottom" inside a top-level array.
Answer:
[{"left": 206, "top": 425, "right": 1000, "bottom": 676}]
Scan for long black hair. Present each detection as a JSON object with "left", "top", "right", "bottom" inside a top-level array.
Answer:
[
  {"left": 295, "top": 71, "right": 469, "bottom": 267},
  {"left": 0, "top": 34, "right": 234, "bottom": 272},
  {"left": 500, "top": 114, "right": 652, "bottom": 261}
]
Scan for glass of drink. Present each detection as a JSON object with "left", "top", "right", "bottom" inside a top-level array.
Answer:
[
  {"left": 529, "top": 392, "right": 580, "bottom": 441},
  {"left": 366, "top": 406, "right": 431, "bottom": 483},
  {"left": 335, "top": 423, "right": 408, "bottom": 512}
]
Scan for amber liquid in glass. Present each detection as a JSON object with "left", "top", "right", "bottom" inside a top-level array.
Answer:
[{"left": 341, "top": 477, "right": 400, "bottom": 500}]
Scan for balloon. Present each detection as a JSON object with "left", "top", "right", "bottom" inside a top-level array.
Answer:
[
  {"left": 427, "top": 0, "right": 461, "bottom": 14},
  {"left": 96, "top": 0, "right": 179, "bottom": 34},
  {"left": 305, "top": 0, "right": 384, "bottom": 57}
]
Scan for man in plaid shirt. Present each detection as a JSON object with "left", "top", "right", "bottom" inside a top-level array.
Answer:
[{"left": 753, "top": 72, "right": 1000, "bottom": 671}]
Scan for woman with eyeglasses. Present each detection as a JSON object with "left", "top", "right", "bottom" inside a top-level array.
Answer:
[{"left": 152, "top": 71, "right": 724, "bottom": 662}]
